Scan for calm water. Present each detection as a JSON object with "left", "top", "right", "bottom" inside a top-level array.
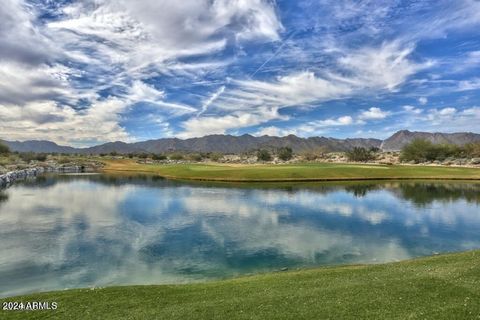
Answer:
[{"left": 1, "top": 174, "right": 480, "bottom": 297}]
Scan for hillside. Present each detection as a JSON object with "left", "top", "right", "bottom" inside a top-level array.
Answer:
[
  {"left": 1, "top": 134, "right": 382, "bottom": 154},
  {"left": 2, "top": 130, "right": 480, "bottom": 154},
  {"left": 381, "top": 130, "right": 480, "bottom": 151}
]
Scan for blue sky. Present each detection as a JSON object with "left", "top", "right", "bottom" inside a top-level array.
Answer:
[{"left": 0, "top": 0, "right": 479, "bottom": 146}]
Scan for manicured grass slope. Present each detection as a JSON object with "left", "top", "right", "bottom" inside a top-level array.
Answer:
[
  {"left": 102, "top": 160, "right": 480, "bottom": 182},
  {"left": 1, "top": 251, "right": 479, "bottom": 319}
]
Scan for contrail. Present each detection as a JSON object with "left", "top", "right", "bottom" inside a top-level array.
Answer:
[
  {"left": 196, "top": 31, "right": 296, "bottom": 117},
  {"left": 197, "top": 85, "right": 225, "bottom": 117},
  {"left": 249, "top": 30, "right": 297, "bottom": 79}
]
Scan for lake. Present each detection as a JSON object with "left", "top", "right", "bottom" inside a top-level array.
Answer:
[{"left": 1, "top": 174, "right": 480, "bottom": 297}]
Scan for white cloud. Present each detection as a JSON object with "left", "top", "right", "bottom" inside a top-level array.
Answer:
[
  {"left": 316, "top": 116, "right": 354, "bottom": 127},
  {"left": 399, "top": 106, "right": 480, "bottom": 133},
  {"left": 209, "top": 41, "right": 426, "bottom": 116},
  {"left": 224, "top": 71, "right": 353, "bottom": 111},
  {"left": 256, "top": 126, "right": 283, "bottom": 137},
  {"left": 0, "top": 0, "right": 59, "bottom": 65},
  {"left": 0, "top": 0, "right": 283, "bottom": 144},
  {"left": 418, "top": 97, "right": 428, "bottom": 105},
  {"left": 337, "top": 42, "right": 430, "bottom": 91},
  {"left": 457, "top": 78, "right": 480, "bottom": 91},
  {"left": 403, "top": 105, "right": 422, "bottom": 114},
  {"left": 438, "top": 107, "right": 457, "bottom": 116},
  {"left": 178, "top": 107, "right": 286, "bottom": 138},
  {"left": 127, "top": 81, "right": 196, "bottom": 115},
  {"left": 359, "top": 107, "right": 390, "bottom": 120},
  {"left": 48, "top": 0, "right": 283, "bottom": 74},
  {"left": 255, "top": 126, "right": 296, "bottom": 137},
  {"left": 0, "top": 99, "right": 130, "bottom": 146}
]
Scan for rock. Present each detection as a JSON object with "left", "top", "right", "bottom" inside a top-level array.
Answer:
[
  {"left": 471, "top": 158, "right": 480, "bottom": 165},
  {"left": 0, "top": 165, "right": 86, "bottom": 189}
]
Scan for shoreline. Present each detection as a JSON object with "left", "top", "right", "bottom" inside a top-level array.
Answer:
[
  {"left": 1, "top": 249, "right": 475, "bottom": 299},
  {"left": 99, "top": 160, "right": 480, "bottom": 183},
  {"left": 0, "top": 166, "right": 85, "bottom": 189},
  {"left": 1, "top": 249, "right": 478, "bottom": 319},
  {"left": 102, "top": 167, "right": 480, "bottom": 182}
]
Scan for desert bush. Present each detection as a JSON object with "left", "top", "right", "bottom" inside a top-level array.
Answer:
[
  {"left": 57, "top": 157, "right": 71, "bottom": 164},
  {"left": 400, "top": 139, "right": 462, "bottom": 163},
  {"left": 169, "top": 153, "right": 184, "bottom": 161},
  {"left": 152, "top": 154, "right": 167, "bottom": 161},
  {"left": 302, "top": 152, "right": 318, "bottom": 161},
  {"left": 0, "top": 142, "right": 10, "bottom": 155},
  {"left": 464, "top": 142, "right": 480, "bottom": 158},
  {"left": 19, "top": 152, "right": 47, "bottom": 162},
  {"left": 346, "top": 147, "right": 376, "bottom": 162},
  {"left": 277, "top": 147, "right": 293, "bottom": 161},
  {"left": 257, "top": 149, "right": 272, "bottom": 162},
  {"left": 188, "top": 153, "right": 203, "bottom": 162},
  {"left": 208, "top": 152, "right": 223, "bottom": 162}
]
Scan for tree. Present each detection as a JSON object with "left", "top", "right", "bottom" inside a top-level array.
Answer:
[
  {"left": 169, "top": 153, "right": 184, "bottom": 161},
  {"left": 464, "top": 142, "right": 480, "bottom": 158},
  {"left": 188, "top": 153, "right": 203, "bottom": 162},
  {"left": 152, "top": 154, "right": 167, "bottom": 160},
  {"left": 278, "top": 147, "right": 293, "bottom": 161},
  {"left": 208, "top": 152, "right": 223, "bottom": 162},
  {"left": 0, "top": 142, "right": 10, "bottom": 155},
  {"left": 346, "top": 147, "right": 375, "bottom": 162},
  {"left": 400, "top": 139, "right": 461, "bottom": 163},
  {"left": 257, "top": 149, "right": 272, "bottom": 162},
  {"left": 400, "top": 139, "right": 432, "bottom": 163},
  {"left": 19, "top": 152, "right": 47, "bottom": 162}
]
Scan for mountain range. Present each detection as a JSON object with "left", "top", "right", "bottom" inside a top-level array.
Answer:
[{"left": 2, "top": 130, "right": 480, "bottom": 154}]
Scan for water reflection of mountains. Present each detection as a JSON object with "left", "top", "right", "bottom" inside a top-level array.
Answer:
[{"left": 14, "top": 174, "right": 480, "bottom": 207}]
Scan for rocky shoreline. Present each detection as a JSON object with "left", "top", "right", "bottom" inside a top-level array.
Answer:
[{"left": 0, "top": 165, "right": 89, "bottom": 189}]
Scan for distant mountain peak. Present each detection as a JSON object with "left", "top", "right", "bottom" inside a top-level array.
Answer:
[
  {"left": 3, "top": 130, "right": 479, "bottom": 154},
  {"left": 381, "top": 130, "right": 480, "bottom": 151}
]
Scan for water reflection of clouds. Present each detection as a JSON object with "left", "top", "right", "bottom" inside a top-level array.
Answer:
[{"left": 1, "top": 177, "right": 480, "bottom": 297}]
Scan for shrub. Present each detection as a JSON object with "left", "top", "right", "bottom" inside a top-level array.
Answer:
[
  {"left": 188, "top": 153, "right": 203, "bottom": 162},
  {"left": 208, "top": 152, "right": 223, "bottom": 162},
  {"left": 19, "top": 152, "right": 47, "bottom": 162},
  {"left": 257, "top": 149, "right": 272, "bottom": 162},
  {"left": 400, "top": 139, "right": 432, "bottom": 163},
  {"left": 169, "top": 153, "right": 184, "bottom": 161},
  {"left": 57, "top": 157, "right": 71, "bottom": 164},
  {"left": 152, "top": 154, "right": 167, "bottom": 161},
  {"left": 0, "top": 142, "right": 10, "bottom": 155},
  {"left": 302, "top": 152, "right": 317, "bottom": 161},
  {"left": 400, "top": 139, "right": 462, "bottom": 163},
  {"left": 277, "top": 147, "right": 293, "bottom": 161},
  {"left": 301, "top": 147, "right": 328, "bottom": 161},
  {"left": 137, "top": 153, "right": 149, "bottom": 159},
  {"left": 346, "top": 147, "right": 376, "bottom": 162},
  {"left": 464, "top": 142, "right": 480, "bottom": 158}
]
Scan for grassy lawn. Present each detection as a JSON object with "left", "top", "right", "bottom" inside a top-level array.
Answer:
[
  {"left": 1, "top": 250, "right": 479, "bottom": 319},
  {"left": 100, "top": 159, "right": 480, "bottom": 182}
]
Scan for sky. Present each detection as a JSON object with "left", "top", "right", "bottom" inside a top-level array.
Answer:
[{"left": 0, "top": 0, "right": 479, "bottom": 147}]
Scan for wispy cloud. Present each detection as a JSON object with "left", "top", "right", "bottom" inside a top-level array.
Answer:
[{"left": 0, "top": 0, "right": 480, "bottom": 144}]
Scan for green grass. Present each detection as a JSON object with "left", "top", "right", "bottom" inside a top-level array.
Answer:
[
  {"left": 101, "top": 160, "right": 480, "bottom": 182},
  {"left": 2, "top": 250, "right": 479, "bottom": 319}
]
